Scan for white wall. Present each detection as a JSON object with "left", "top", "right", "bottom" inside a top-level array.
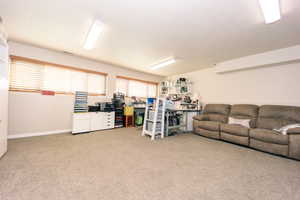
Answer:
[
  {"left": 8, "top": 41, "right": 164, "bottom": 137},
  {"left": 215, "top": 45, "right": 300, "bottom": 73},
  {"left": 170, "top": 62, "right": 300, "bottom": 106}
]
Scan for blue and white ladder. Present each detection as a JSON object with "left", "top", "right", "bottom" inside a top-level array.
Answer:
[{"left": 142, "top": 97, "right": 166, "bottom": 140}]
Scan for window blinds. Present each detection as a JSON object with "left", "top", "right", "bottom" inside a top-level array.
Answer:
[
  {"left": 147, "top": 84, "right": 157, "bottom": 98},
  {"left": 9, "top": 58, "right": 106, "bottom": 95},
  {"left": 43, "top": 66, "right": 71, "bottom": 92},
  {"left": 128, "top": 80, "right": 148, "bottom": 97},
  {"left": 116, "top": 77, "right": 157, "bottom": 98},
  {"left": 88, "top": 73, "right": 106, "bottom": 94},
  {"left": 70, "top": 70, "right": 88, "bottom": 93},
  {"left": 9, "top": 61, "right": 43, "bottom": 91},
  {"left": 115, "top": 78, "right": 128, "bottom": 96}
]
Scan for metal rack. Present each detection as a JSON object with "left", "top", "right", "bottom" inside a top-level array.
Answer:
[{"left": 165, "top": 110, "right": 186, "bottom": 136}]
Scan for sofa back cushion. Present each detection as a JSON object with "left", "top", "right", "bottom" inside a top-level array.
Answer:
[
  {"left": 203, "top": 104, "right": 231, "bottom": 123},
  {"left": 229, "top": 104, "right": 259, "bottom": 128},
  {"left": 257, "top": 105, "right": 300, "bottom": 130}
]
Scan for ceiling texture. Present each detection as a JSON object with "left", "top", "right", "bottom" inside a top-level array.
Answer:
[{"left": 0, "top": 0, "right": 300, "bottom": 76}]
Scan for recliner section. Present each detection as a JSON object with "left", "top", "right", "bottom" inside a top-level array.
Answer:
[
  {"left": 221, "top": 104, "right": 258, "bottom": 146},
  {"left": 220, "top": 124, "right": 249, "bottom": 146},
  {"left": 193, "top": 104, "right": 231, "bottom": 139},
  {"left": 193, "top": 104, "right": 300, "bottom": 160}
]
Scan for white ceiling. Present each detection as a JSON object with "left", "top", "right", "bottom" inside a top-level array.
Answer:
[{"left": 1, "top": 0, "right": 300, "bottom": 76}]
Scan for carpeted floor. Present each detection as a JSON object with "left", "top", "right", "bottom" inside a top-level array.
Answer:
[{"left": 0, "top": 128, "right": 300, "bottom": 200}]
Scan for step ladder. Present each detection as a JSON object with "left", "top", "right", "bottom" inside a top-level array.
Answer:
[{"left": 142, "top": 97, "right": 166, "bottom": 140}]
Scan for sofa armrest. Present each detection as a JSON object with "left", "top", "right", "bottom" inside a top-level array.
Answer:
[
  {"left": 193, "top": 115, "right": 208, "bottom": 121},
  {"left": 288, "top": 133, "right": 300, "bottom": 160},
  {"left": 287, "top": 127, "right": 300, "bottom": 135},
  {"left": 288, "top": 127, "right": 300, "bottom": 160}
]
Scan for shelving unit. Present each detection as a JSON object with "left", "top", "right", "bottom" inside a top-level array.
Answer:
[
  {"left": 112, "top": 92, "right": 125, "bottom": 128},
  {"left": 159, "top": 78, "right": 192, "bottom": 97},
  {"left": 142, "top": 98, "right": 166, "bottom": 140},
  {"left": 165, "top": 110, "right": 186, "bottom": 136},
  {"left": 74, "top": 91, "right": 88, "bottom": 113}
]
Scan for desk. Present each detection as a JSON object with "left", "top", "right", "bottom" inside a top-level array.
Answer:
[{"left": 165, "top": 109, "right": 201, "bottom": 137}]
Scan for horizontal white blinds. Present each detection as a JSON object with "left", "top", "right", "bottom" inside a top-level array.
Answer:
[
  {"left": 10, "top": 61, "right": 43, "bottom": 90},
  {"left": 148, "top": 84, "right": 157, "bottom": 98},
  {"left": 71, "top": 70, "right": 88, "bottom": 93},
  {"left": 88, "top": 73, "right": 106, "bottom": 94},
  {"left": 116, "top": 77, "right": 157, "bottom": 98},
  {"left": 128, "top": 80, "right": 148, "bottom": 97},
  {"left": 115, "top": 78, "right": 128, "bottom": 96},
  {"left": 10, "top": 59, "right": 106, "bottom": 95},
  {"left": 43, "top": 66, "right": 71, "bottom": 92}
]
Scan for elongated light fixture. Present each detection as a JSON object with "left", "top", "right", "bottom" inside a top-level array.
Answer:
[
  {"left": 259, "top": 0, "right": 281, "bottom": 24},
  {"left": 150, "top": 58, "right": 176, "bottom": 70},
  {"left": 84, "top": 20, "right": 104, "bottom": 50}
]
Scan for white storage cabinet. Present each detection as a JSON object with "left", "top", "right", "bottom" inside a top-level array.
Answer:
[
  {"left": 72, "top": 112, "right": 115, "bottom": 134},
  {"left": 72, "top": 113, "right": 91, "bottom": 134}
]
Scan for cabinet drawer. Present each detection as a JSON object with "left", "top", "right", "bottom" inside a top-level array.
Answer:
[
  {"left": 103, "top": 123, "right": 114, "bottom": 129},
  {"left": 106, "top": 115, "right": 113, "bottom": 119},
  {"left": 107, "top": 124, "right": 114, "bottom": 129},
  {"left": 73, "top": 113, "right": 90, "bottom": 120},
  {"left": 104, "top": 112, "right": 115, "bottom": 117}
]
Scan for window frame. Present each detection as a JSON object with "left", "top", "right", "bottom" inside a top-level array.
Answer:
[
  {"left": 9, "top": 55, "right": 107, "bottom": 96},
  {"left": 116, "top": 75, "right": 158, "bottom": 98}
]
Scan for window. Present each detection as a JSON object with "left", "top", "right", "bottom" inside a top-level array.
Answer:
[
  {"left": 128, "top": 80, "right": 147, "bottom": 97},
  {"left": 70, "top": 70, "right": 88, "bottom": 93},
  {"left": 9, "top": 56, "right": 107, "bottom": 95},
  {"left": 87, "top": 73, "right": 106, "bottom": 94},
  {"left": 9, "top": 61, "right": 43, "bottom": 91},
  {"left": 43, "top": 66, "right": 71, "bottom": 92},
  {"left": 148, "top": 84, "right": 157, "bottom": 98},
  {"left": 116, "top": 76, "right": 157, "bottom": 98},
  {"left": 115, "top": 78, "right": 128, "bottom": 96}
]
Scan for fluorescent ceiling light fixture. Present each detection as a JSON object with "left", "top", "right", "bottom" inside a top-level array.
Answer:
[
  {"left": 259, "top": 0, "right": 281, "bottom": 24},
  {"left": 150, "top": 58, "right": 176, "bottom": 70},
  {"left": 84, "top": 20, "right": 104, "bottom": 50}
]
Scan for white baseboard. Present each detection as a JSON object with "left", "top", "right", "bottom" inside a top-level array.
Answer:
[{"left": 8, "top": 129, "right": 71, "bottom": 139}]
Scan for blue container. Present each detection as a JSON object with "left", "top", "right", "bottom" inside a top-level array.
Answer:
[{"left": 147, "top": 98, "right": 155, "bottom": 105}]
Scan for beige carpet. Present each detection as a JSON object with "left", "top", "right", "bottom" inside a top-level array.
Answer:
[{"left": 0, "top": 128, "right": 300, "bottom": 200}]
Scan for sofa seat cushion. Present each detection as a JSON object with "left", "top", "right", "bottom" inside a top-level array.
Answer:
[
  {"left": 221, "top": 132, "right": 249, "bottom": 146},
  {"left": 221, "top": 124, "right": 249, "bottom": 137},
  {"left": 249, "top": 129, "right": 289, "bottom": 145},
  {"left": 194, "top": 128, "right": 220, "bottom": 139},
  {"left": 196, "top": 121, "right": 220, "bottom": 131}
]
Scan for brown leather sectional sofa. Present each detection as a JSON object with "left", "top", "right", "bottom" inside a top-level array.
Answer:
[{"left": 193, "top": 104, "right": 300, "bottom": 160}]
